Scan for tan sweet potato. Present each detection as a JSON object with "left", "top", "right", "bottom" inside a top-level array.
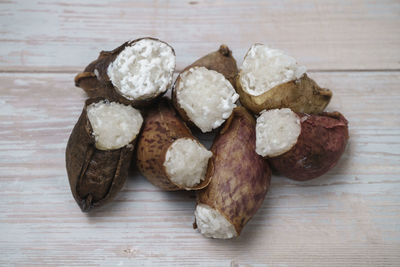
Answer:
[
  {"left": 268, "top": 111, "right": 349, "bottom": 181},
  {"left": 235, "top": 44, "right": 332, "bottom": 114},
  {"left": 194, "top": 107, "right": 271, "bottom": 238},
  {"left": 136, "top": 98, "right": 212, "bottom": 191},
  {"left": 236, "top": 74, "right": 332, "bottom": 114},
  {"left": 65, "top": 98, "right": 142, "bottom": 212},
  {"left": 74, "top": 37, "right": 175, "bottom": 108},
  {"left": 172, "top": 45, "right": 239, "bottom": 130}
]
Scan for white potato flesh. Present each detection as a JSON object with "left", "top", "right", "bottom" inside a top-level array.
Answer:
[
  {"left": 239, "top": 44, "right": 307, "bottom": 96},
  {"left": 107, "top": 39, "right": 175, "bottom": 100},
  {"left": 87, "top": 101, "right": 143, "bottom": 150},
  {"left": 256, "top": 108, "right": 301, "bottom": 157},
  {"left": 163, "top": 138, "right": 212, "bottom": 188},
  {"left": 176, "top": 67, "right": 239, "bottom": 133},
  {"left": 194, "top": 204, "right": 237, "bottom": 239}
]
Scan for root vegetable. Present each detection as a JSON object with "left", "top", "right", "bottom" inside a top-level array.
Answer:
[
  {"left": 181, "top": 44, "right": 239, "bottom": 86},
  {"left": 74, "top": 37, "right": 175, "bottom": 108},
  {"left": 256, "top": 108, "right": 349, "bottom": 181},
  {"left": 65, "top": 98, "right": 143, "bottom": 211},
  {"left": 235, "top": 44, "right": 332, "bottom": 114},
  {"left": 172, "top": 45, "right": 239, "bottom": 132},
  {"left": 136, "top": 98, "right": 212, "bottom": 191},
  {"left": 194, "top": 107, "right": 271, "bottom": 239}
]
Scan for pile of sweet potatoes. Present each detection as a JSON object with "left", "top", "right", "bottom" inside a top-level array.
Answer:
[{"left": 66, "top": 37, "right": 349, "bottom": 239}]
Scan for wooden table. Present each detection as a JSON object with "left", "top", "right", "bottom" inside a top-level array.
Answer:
[{"left": 1, "top": 1, "right": 399, "bottom": 266}]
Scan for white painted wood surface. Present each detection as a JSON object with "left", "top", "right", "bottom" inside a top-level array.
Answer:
[
  {"left": 1, "top": 0, "right": 400, "bottom": 72},
  {"left": 1, "top": 1, "right": 400, "bottom": 266}
]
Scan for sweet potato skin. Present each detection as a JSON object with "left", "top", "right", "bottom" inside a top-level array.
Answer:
[
  {"left": 182, "top": 44, "right": 238, "bottom": 86},
  {"left": 268, "top": 112, "right": 349, "bottom": 181},
  {"left": 136, "top": 98, "right": 211, "bottom": 191},
  {"left": 196, "top": 107, "right": 271, "bottom": 235},
  {"left": 74, "top": 37, "right": 175, "bottom": 108},
  {"left": 235, "top": 74, "right": 332, "bottom": 114},
  {"left": 65, "top": 98, "right": 137, "bottom": 212},
  {"left": 172, "top": 45, "right": 238, "bottom": 129}
]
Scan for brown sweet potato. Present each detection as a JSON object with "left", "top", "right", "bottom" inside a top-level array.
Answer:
[
  {"left": 182, "top": 44, "right": 239, "bottom": 86},
  {"left": 172, "top": 45, "right": 239, "bottom": 130},
  {"left": 136, "top": 98, "right": 212, "bottom": 191},
  {"left": 74, "top": 37, "right": 175, "bottom": 108},
  {"left": 268, "top": 111, "right": 349, "bottom": 181},
  {"left": 65, "top": 98, "right": 142, "bottom": 211},
  {"left": 194, "top": 107, "right": 271, "bottom": 238}
]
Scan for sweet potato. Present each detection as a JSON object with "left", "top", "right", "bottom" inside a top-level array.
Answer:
[
  {"left": 172, "top": 45, "right": 239, "bottom": 132},
  {"left": 194, "top": 107, "right": 271, "bottom": 239},
  {"left": 136, "top": 98, "right": 212, "bottom": 191},
  {"left": 74, "top": 37, "right": 175, "bottom": 108},
  {"left": 181, "top": 44, "right": 238, "bottom": 86},
  {"left": 256, "top": 108, "right": 349, "bottom": 181},
  {"left": 65, "top": 98, "right": 143, "bottom": 211},
  {"left": 235, "top": 44, "right": 332, "bottom": 114}
]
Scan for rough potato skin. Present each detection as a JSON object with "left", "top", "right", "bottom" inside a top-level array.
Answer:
[
  {"left": 183, "top": 44, "right": 238, "bottom": 86},
  {"left": 268, "top": 112, "right": 349, "bottom": 181},
  {"left": 235, "top": 74, "right": 332, "bottom": 114},
  {"left": 136, "top": 98, "right": 212, "bottom": 191},
  {"left": 74, "top": 37, "right": 175, "bottom": 108},
  {"left": 65, "top": 98, "right": 137, "bottom": 212},
  {"left": 196, "top": 107, "right": 271, "bottom": 235},
  {"left": 172, "top": 45, "right": 238, "bottom": 129}
]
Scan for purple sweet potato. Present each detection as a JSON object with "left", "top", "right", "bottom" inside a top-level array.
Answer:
[
  {"left": 194, "top": 107, "right": 271, "bottom": 239},
  {"left": 270, "top": 112, "right": 348, "bottom": 181},
  {"left": 256, "top": 108, "right": 349, "bottom": 181}
]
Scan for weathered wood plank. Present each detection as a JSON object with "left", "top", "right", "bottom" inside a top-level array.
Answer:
[
  {"left": 0, "top": 0, "right": 399, "bottom": 72},
  {"left": 0, "top": 72, "right": 399, "bottom": 266}
]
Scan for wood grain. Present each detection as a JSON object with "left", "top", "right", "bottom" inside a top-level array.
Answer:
[
  {"left": 1, "top": 0, "right": 399, "bottom": 72},
  {"left": 1, "top": 72, "right": 399, "bottom": 266},
  {"left": 1, "top": 0, "right": 399, "bottom": 265}
]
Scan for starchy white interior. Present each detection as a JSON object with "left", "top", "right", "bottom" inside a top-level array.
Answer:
[
  {"left": 87, "top": 101, "right": 143, "bottom": 150},
  {"left": 176, "top": 67, "right": 239, "bottom": 132},
  {"left": 256, "top": 108, "right": 301, "bottom": 157},
  {"left": 163, "top": 138, "right": 212, "bottom": 188},
  {"left": 239, "top": 44, "right": 307, "bottom": 96},
  {"left": 194, "top": 204, "right": 237, "bottom": 239},
  {"left": 107, "top": 39, "right": 175, "bottom": 100}
]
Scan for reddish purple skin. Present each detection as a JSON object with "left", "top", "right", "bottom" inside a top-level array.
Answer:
[
  {"left": 268, "top": 112, "right": 349, "bottom": 181},
  {"left": 197, "top": 107, "right": 271, "bottom": 235}
]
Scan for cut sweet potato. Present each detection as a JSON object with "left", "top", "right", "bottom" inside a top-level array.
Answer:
[
  {"left": 172, "top": 45, "right": 239, "bottom": 132},
  {"left": 194, "top": 107, "right": 271, "bottom": 238},
  {"left": 66, "top": 98, "right": 143, "bottom": 211},
  {"left": 74, "top": 37, "right": 175, "bottom": 108},
  {"left": 236, "top": 44, "right": 332, "bottom": 114},
  {"left": 256, "top": 108, "right": 349, "bottom": 181},
  {"left": 136, "top": 98, "right": 212, "bottom": 190}
]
